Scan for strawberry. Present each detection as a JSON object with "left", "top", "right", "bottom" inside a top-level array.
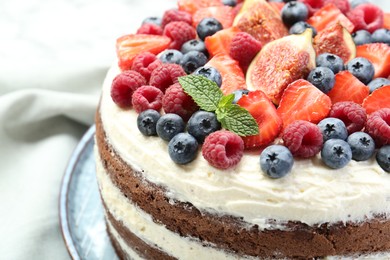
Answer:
[
  {"left": 193, "top": 6, "right": 236, "bottom": 29},
  {"left": 356, "top": 43, "right": 390, "bottom": 79},
  {"left": 384, "top": 13, "right": 390, "bottom": 30},
  {"left": 301, "top": 0, "right": 350, "bottom": 16},
  {"left": 362, "top": 85, "right": 390, "bottom": 114},
  {"left": 178, "top": 0, "right": 223, "bottom": 15},
  {"left": 327, "top": 71, "right": 370, "bottom": 105},
  {"left": 116, "top": 34, "right": 171, "bottom": 70},
  {"left": 237, "top": 90, "right": 282, "bottom": 149},
  {"left": 205, "top": 26, "right": 241, "bottom": 57},
  {"left": 277, "top": 79, "right": 332, "bottom": 128}
]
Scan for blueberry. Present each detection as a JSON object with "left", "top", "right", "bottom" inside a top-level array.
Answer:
[
  {"left": 352, "top": 30, "right": 372, "bottom": 46},
  {"left": 137, "top": 109, "right": 161, "bottom": 136},
  {"left": 350, "top": 0, "right": 369, "bottom": 9},
  {"left": 307, "top": 67, "right": 335, "bottom": 93},
  {"left": 321, "top": 139, "right": 352, "bottom": 169},
  {"left": 196, "top": 17, "right": 223, "bottom": 41},
  {"left": 181, "top": 39, "right": 208, "bottom": 56},
  {"left": 142, "top": 16, "right": 162, "bottom": 26},
  {"left": 376, "top": 145, "right": 390, "bottom": 172},
  {"left": 318, "top": 118, "right": 348, "bottom": 142},
  {"left": 232, "top": 89, "right": 250, "bottom": 104},
  {"left": 260, "top": 145, "right": 294, "bottom": 178},
  {"left": 193, "top": 66, "right": 222, "bottom": 87},
  {"left": 347, "top": 132, "right": 375, "bottom": 161},
  {"left": 281, "top": 1, "right": 309, "bottom": 27},
  {"left": 372, "top": 28, "right": 390, "bottom": 44},
  {"left": 159, "top": 49, "right": 183, "bottom": 64},
  {"left": 187, "top": 111, "right": 221, "bottom": 143},
  {"left": 346, "top": 57, "right": 375, "bottom": 84},
  {"left": 367, "top": 77, "right": 390, "bottom": 93},
  {"left": 168, "top": 133, "right": 199, "bottom": 164},
  {"left": 222, "top": 0, "right": 237, "bottom": 7},
  {"left": 316, "top": 53, "right": 344, "bottom": 74},
  {"left": 180, "top": 50, "right": 208, "bottom": 74},
  {"left": 289, "top": 21, "right": 317, "bottom": 37},
  {"left": 156, "top": 113, "right": 185, "bottom": 141}
]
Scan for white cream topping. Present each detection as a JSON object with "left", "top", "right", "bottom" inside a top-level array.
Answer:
[{"left": 99, "top": 65, "right": 390, "bottom": 228}]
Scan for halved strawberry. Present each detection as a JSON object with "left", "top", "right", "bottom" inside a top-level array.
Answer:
[
  {"left": 362, "top": 85, "right": 390, "bottom": 114},
  {"left": 384, "top": 13, "right": 390, "bottom": 30},
  {"left": 237, "top": 90, "right": 282, "bottom": 149},
  {"left": 277, "top": 79, "right": 332, "bottom": 128},
  {"left": 205, "top": 54, "right": 246, "bottom": 95},
  {"left": 356, "top": 43, "right": 390, "bottom": 79},
  {"left": 327, "top": 71, "right": 370, "bottom": 105},
  {"left": 116, "top": 34, "right": 171, "bottom": 70},
  {"left": 193, "top": 6, "right": 236, "bottom": 29},
  {"left": 205, "top": 26, "right": 241, "bottom": 57},
  {"left": 178, "top": 0, "right": 223, "bottom": 15}
]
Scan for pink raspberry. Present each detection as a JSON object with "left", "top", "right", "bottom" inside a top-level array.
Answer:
[
  {"left": 111, "top": 70, "right": 146, "bottom": 107},
  {"left": 162, "top": 83, "right": 199, "bottom": 121},
  {"left": 202, "top": 130, "right": 244, "bottom": 170},
  {"left": 282, "top": 120, "right": 323, "bottom": 158},
  {"left": 131, "top": 52, "right": 162, "bottom": 82},
  {"left": 131, "top": 85, "right": 164, "bottom": 113},
  {"left": 347, "top": 3, "right": 384, "bottom": 33},
  {"left": 163, "top": 21, "right": 196, "bottom": 50},
  {"left": 136, "top": 23, "right": 163, "bottom": 35},
  {"left": 149, "top": 63, "right": 187, "bottom": 92},
  {"left": 329, "top": 101, "right": 367, "bottom": 135},
  {"left": 365, "top": 108, "right": 390, "bottom": 147},
  {"left": 229, "top": 32, "right": 262, "bottom": 71},
  {"left": 161, "top": 9, "right": 192, "bottom": 28}
]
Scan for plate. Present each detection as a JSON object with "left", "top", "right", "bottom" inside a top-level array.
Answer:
[{"left": 59, "top": 125, "right": 118, "bottom": 260}]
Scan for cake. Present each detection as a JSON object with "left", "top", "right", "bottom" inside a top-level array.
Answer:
[{"left": 95, "top": 0, "right": 390, "bottom": 259}]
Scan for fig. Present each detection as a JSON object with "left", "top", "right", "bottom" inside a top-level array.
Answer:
[{"left": 246, "top": 29, "right": 316, "bottom": 105}]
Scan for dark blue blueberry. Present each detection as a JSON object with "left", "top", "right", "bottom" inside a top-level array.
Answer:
[
  {"left": 137, "top": 109, "right": 161, "bottom": 136},
  {"left": 367, "top": 77, "right": 390, "bottom": 93},
  {"left": 222, "top": 0, "right": 237, "bottom": 7},
  {"left": 352, "top": 30, "right": 372, "bottom": 46},
  {"left": 376, "top": 145, "right": 390, "bottom": 172},
  {"left": 196, "top": 17, "right": 223, "bottom": 41},
  {"left": 232, "top": 89, "right": 250, "bottom": 104},
  {"left": 187, "top": 111, "right": 221, "bottom": 143},
  {"left": 142, "top": 16, "right": 162, "bottom": 26},
  {"left": 321, "top": 139, "right": 352, "bottom": 169},
  {"left": 289, "top": 21, "right": 317, "bottom": 37},
  {"left": 372, "top": 28, "right": 390, "bottom": 44},
  {"left": 159, "top": 49, "right": 183, "bottom": 64},
  {"left": 180, "top": 51, "right": 208, "bottom": 74},
  {"left": 181, "top": 39, "right": 208, "bottom": 56},
  {"left": 346, "top": 57, "right": 375, "bottom": 84},
  {"left": 156, "top": 113, "right": 185, "bottom": 141},
  {"left": 350, "top": 0, "right": 369, "bottom": 9},
  {"left": 318, "top": 118, "right": 348, "bottom": 142},
  {"left": 281, "top": 1, "right": 308, "bottom": 27},
  {"left": 260, "top": 145, "right": 294, "bottom": 179},
  {"left": 307, "top": 67, "right": 335, "bottom": 93},
  {"left": 193, "top": 66, "right": 222, "bottom": 87},
  {"left": 347, "top": 132, "right": 375, "bottom": 161},
  {"left": 315, "top": 53, "right": 344, "bottom": 74},
  {"left": 168, "top": 133, "right": 199, "bottom": 164}
]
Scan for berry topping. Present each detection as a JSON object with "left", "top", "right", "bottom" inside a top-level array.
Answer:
[
  {"left": 187, "top": 111, "right": 221, "bottom": 143},
  {"left": 281, "top": 1, "right": 309, "bottom": 27},
  {"left": 289, "top": 21, "right": 317, "bottom": 37},
  {"left": 347, "top": 132, "right": 375, "bottom": 161},
  {"left": 318, "top": 117, "right": 348, "bottom": 142},
  {"left": 346, "top": 3, "right": 384, "bottom": 33},
  {"left": 142, "top": 16, "right": 162, "bottom": 26},
  {"left": 137, "top": 109, "right": 161, "bottom": 136},
  {"left": 111, "top": 70, "right": 147, "bottom": 108},
  {"left": 345, "top": 57, "right": 375, "bottom": 84},
  {"left": 193, "top": 66, "right": 222, "bottom": 87},
  {"left": 321, "top": 139, "right": 352, "bottom": 169},
  {"left": 162, "top": 83, "right": 199, "bottom": 121},
  {"left": 365, "top": 108, "right": 390, "bottom": 147},
  {"left": 161, "top": 9, "right": 193, "bottom": 28},
  {"left": 136, "top": 23, "right": 163, "bottom": 35},
  {"left": 196, "top": 17, "right": 223, "bottom": 41},
  {"left": 376, "top": 145, "right": 390, "bottom": 172},
  {"left": 149, "top": 63, "right": 187, "bottom": 92},
  {"left": 356, "top": 43, "right": 390, "bottom": 79},
  {"left": 367, "top": 78, "right": 390, "bottom": 93},
  {"left": 131, "top": 52, "right": 162, "bottom": 82},
  {"left": 315, "top": 53, "right": 344, "bottom": 74},
  {"left": 156, "top": 113, "right": 185, "bottom": 141},
  {"left": 362, "top": 85, "right": 390, "bottom": 115},
  {"left": 163, "top": 21, "right": 197, "bottom": 50},
  {"left": 205, "top": 26, "right": 240, "bottom": 57},
  {"left": 352, "top": 30, "right": 372, "bottom": 46},
  {"left": 181, "top": 39, "right": 208, "bottom": 56},
  {"left": 329, "top": 101, "right": 367, "bottom": 135},
  {"left": 168, "top": 133, "right": 199, "bottom": 164},
  {"left": 282, "top": 120, "right": 323, "bottom": 158},
  {"left": 159, "top": 49, "right": 183, "bottom": 65},
  {"left": 180, "top": 50, "right": 208, "bottom": 74},
  {"left": 202, "top": 130, "right": 244, "bottom": 169},
  {"left": 371, "top": 28, "right": 390, "bottom": 44},
  {"left": 229, "top": 32, "right": 262, "bottom": 71},
  {"left": 131, "top": 85, "right": 164, "bottom": 113},
  {"left": 307, "top": 66, "right": 335, "bottom": 94},
  {"left": 260, "top": 145, "right": 294, "bottom": 179}
]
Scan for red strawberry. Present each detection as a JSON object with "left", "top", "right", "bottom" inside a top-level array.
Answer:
[
  {"left": 301, "top": 0, "right": 350, "bottom": 16},
  {"left": 362, "top": 85, "right": 390, "bottom": 115},
  {"left": 277, "top": 79, "right": 332, "bottom": 128},
  {"left": 327, "top": 71, "right": 370, "bottom": 105},
  {"left": 347, "top": 3, "right": 384, "bottom": 33},
  {"left": 205, "top": 26, "right": 241, "bottom": 57},
  {"left": 178, "top": 0, "right": 223, "bottom": 15},
  {"left": 384, "top": 12, "right": 390, "bottom": 30},
  {"left": 116, "top": 34, "right": 171, "bottom": 70},
  {"left": 237, "top": 90, "right": 282, "bottom": 149},
  {"left": 193, "top": 6, "right": 236, "bottom": 29},
  {"left": 356, "top": 43, "right": 390, "bottom": 79}
]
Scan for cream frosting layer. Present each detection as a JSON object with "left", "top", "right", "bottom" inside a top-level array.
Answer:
[{"left": 100, "top": 65, "right": 390, "bottom": 227}]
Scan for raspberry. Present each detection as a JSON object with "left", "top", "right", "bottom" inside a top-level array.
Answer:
[
  {"left": 161, "top": 9, "right": 192, "bottom": 28},
  {"left": 202, "top": 130, "right": 244, "bottom": 169},
  {"left": 163, "top": 21, "right": 196, "bottom": 50},
  {"left": 111, "top": 70, "right": 146, "bottom": 107},
  {"left": 347, "top": 4, "right": 384, "bottom": 33},
  {"left": 131, "top": 85, "right": 164, "bottom": 113},
  {"left": 229, "top": 32, "right": 262, "bottom": 71},
  {"left": 131, "top": 52, "right": 162, "bottom": 82},
  {"left": 282, "top": 120, "right": 323, "bottom": 158},
  {"left": 365, "top": 108, "right": 390, "bottom": 147},
  {"left": 136, "top": 23, "right": 163, "bottom": 35},
  {"left": 329, "top": 101, "right": 367, "bottom": 135},
  {"left": 162, "top": 83, "right": 199, "bottom": 121},
  {"left": 149, "top": 63, "right": 187, "bottom": 92}
]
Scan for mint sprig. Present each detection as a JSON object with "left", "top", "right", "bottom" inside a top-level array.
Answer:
[{"left": 178, "top": 75, "right": 259, "bottom": 137}]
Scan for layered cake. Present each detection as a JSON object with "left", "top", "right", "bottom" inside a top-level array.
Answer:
[{"left": 95, "top": 0, "right": 390, "bottom": 258}]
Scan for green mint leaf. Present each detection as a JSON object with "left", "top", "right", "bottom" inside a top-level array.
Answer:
[
  {"left": 218, "top": 94, "right": 235, "bottom": 107},
  {"left": 216, "top": 104, "right": 259, "bottom": 137},
  {"left": 178, "top": 75, "right": 223, "bottom": 112}
]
